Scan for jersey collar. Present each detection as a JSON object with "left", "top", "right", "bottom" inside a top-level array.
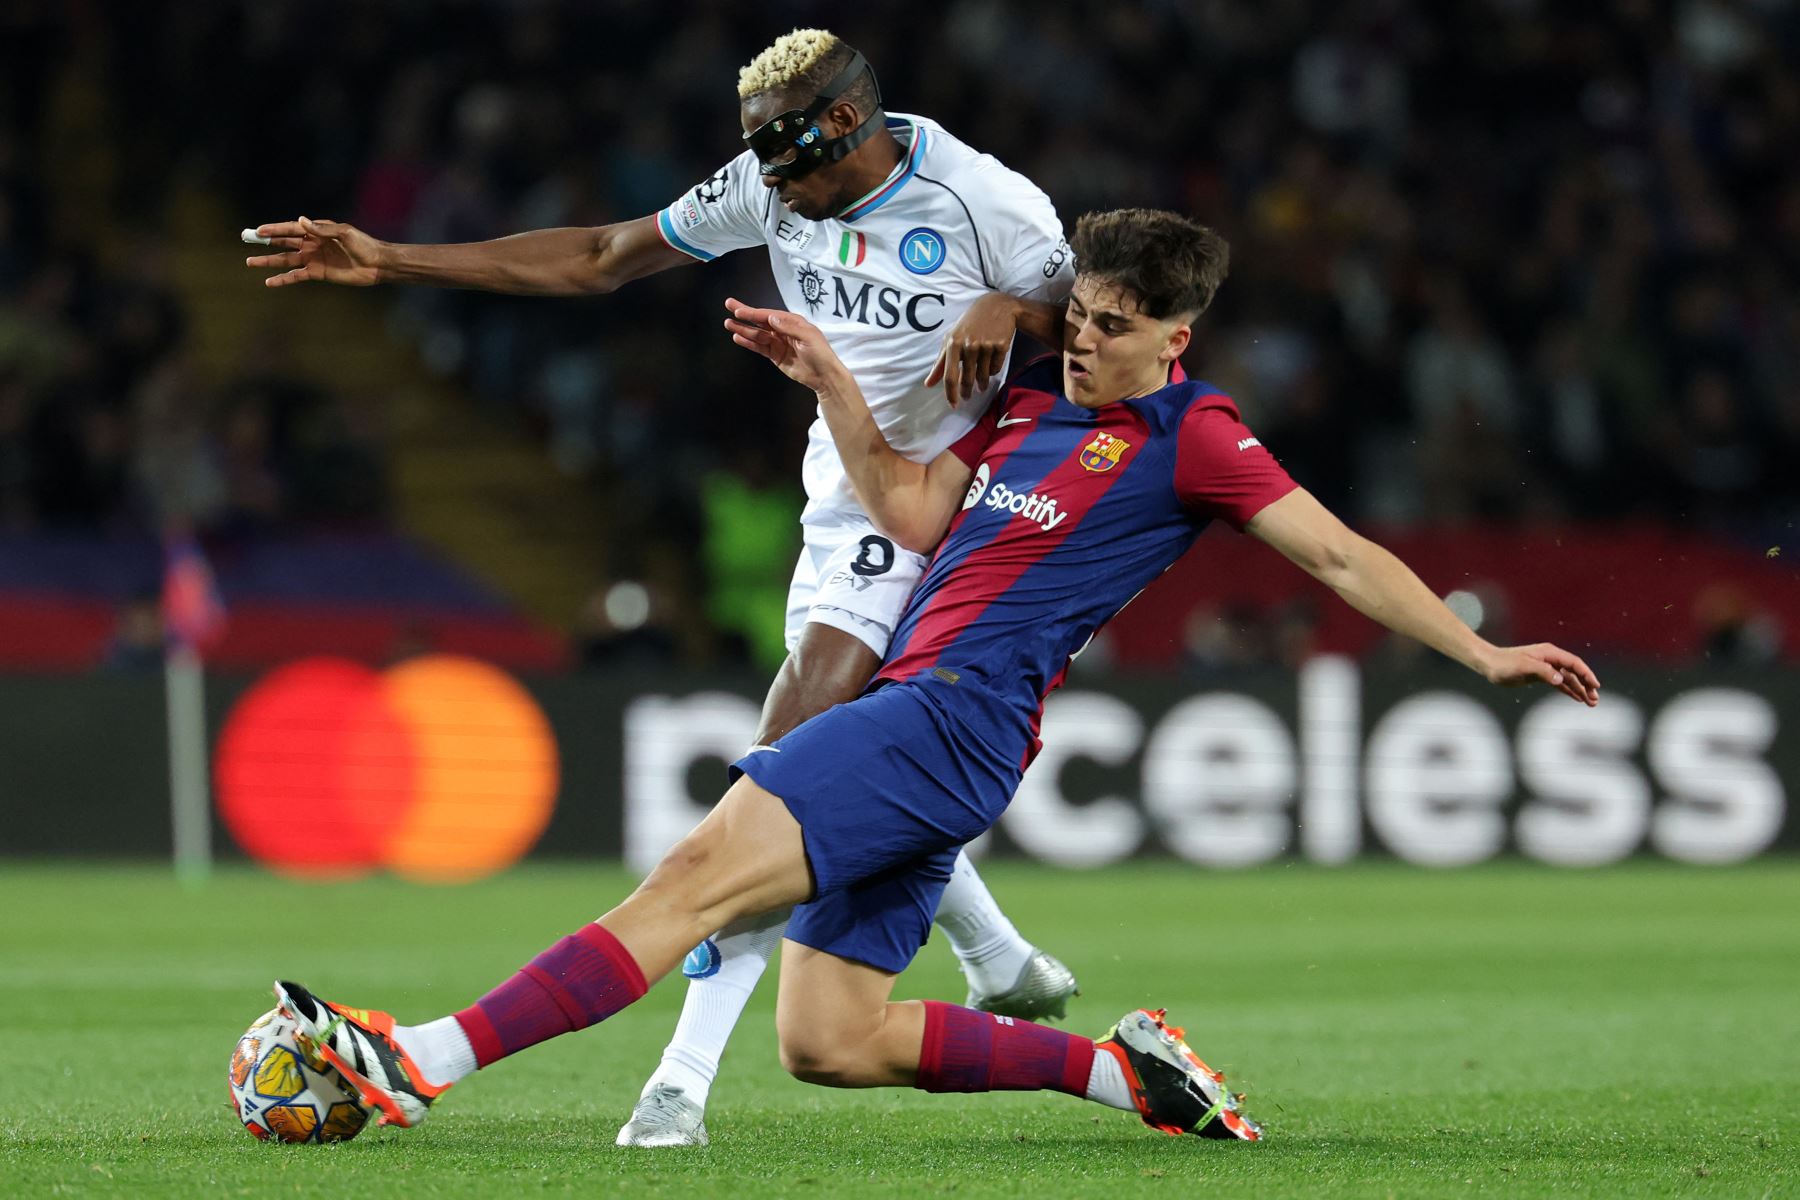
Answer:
[{"left": 837, "top": 118, "right": 926, "bottom": 224}]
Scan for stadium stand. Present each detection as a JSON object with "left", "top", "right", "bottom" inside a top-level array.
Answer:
[{"left": 4, "top": 0, "right": 1798, "bottom": 668}]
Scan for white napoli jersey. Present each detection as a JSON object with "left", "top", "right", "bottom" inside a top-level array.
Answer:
[{"left": 659, "top": 114, "right": 1075, "bottom": 524}]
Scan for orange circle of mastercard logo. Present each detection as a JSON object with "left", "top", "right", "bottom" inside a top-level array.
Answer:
[{"left": 215, "top": 655, "right": 559, "bottom": 883}]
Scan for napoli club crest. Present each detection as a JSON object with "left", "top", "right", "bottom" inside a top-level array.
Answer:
[
  {"left": 1079, "top": 431, "right": 1131, "bottom": 472},
  {"left": 899, "top": 227, "right": 946, "bottom": 275},
  {"left": 683, "top": 938, "right": 722, "bottom": 979}
]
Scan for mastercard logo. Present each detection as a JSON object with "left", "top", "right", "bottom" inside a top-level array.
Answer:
[{"left": 215, "top": 655, "right": 559, "bottom": 883}]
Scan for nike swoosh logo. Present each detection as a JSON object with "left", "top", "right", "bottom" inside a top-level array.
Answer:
[{"left": 997, "top": 416, "right": 1032, "bottom": 427}]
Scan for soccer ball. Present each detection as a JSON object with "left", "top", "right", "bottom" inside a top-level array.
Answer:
[{"left": 228, "top": 1006, "right": 370, "bottom": 1143}]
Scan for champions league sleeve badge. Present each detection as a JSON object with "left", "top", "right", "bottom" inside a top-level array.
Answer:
[{"left": 696, "top": 169, "right": 729, "bottom": 203}]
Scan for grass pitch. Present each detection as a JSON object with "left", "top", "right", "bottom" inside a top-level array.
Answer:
[{"left": 0, "top": 860, "right": 1794, "bottom": 1198}]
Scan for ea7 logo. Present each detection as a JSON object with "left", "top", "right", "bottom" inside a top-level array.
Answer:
[
  {"left": 776, "top": 218, "right": 815, "bottom": 251},
  {"left": 1237, "top": 437, "right": 1262, "bottom": 451}
]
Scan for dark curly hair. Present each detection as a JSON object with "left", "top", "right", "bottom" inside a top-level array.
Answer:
[{"left": 1070, "top": 209, "right": 1231, "bottom": 320}]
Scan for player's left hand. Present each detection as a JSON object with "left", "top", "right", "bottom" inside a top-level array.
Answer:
[
  {"left": 1481, "top": 643, "right": 1601, "bottom": 705},
  {"left": 926, "top": 294, "right": 1018, "bottom": 407},
  {"left": 723, "top": 298, "right": 849, "bottom": 394}
]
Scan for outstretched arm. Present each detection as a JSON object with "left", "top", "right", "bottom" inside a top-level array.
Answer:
[
  {"left": 245, "top": 214, "right": 691, "bottom": 295},
  {"left": 724, "top": 299, "right": 973, "bottom": 555},
  {"left": 1246, "top": 489, "right": 1601, "bottom": 705}
]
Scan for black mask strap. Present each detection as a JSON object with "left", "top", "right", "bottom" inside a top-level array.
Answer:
[
  {"left": 808, "top": 50, "right": 874, "bottom": 121},
  {"left": 743, "top": 51, "right": 885, "bottom": 180}
]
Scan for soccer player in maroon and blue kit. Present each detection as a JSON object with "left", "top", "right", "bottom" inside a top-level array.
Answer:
[{"left": 273, "top": 209, "right": 1600, "bottom": 1142}]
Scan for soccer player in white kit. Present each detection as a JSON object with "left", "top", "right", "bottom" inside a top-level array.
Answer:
[{"left": 246, "top": 29, "right": 1079, "bottom": 1147}]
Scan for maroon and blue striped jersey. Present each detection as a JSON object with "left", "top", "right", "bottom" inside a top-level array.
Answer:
[{"left": 874, "top": 356, "right": 1298, "bottom": 754}]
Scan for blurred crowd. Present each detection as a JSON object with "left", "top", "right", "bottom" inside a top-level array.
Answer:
[
  {"left": 5, "top": 0, "right": 1799, "bottom": 667},
  {"left": 0, "top": 235, "right": 389, "bottom": 537},
  {"left": 148, "top": 0, "right": 1800, "bottom": 530},
  {"left": 0, "top": 157, "right": 387, "bottom": 537}
]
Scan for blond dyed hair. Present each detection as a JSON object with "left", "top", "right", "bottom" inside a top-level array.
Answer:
[{"left": 737, "top": 28, "right": 841, "bottom": 99}]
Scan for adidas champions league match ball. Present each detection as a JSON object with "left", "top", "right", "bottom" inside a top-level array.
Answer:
[{"left": 227, "top": 1007, "right": 370, "bottom": 1143}]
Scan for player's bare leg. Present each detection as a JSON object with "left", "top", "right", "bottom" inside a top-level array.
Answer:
[
  {"left": 618, "top": 623, "right": 868, "bottom": 1144},
  {"left": 624, "top": 623, "right": 1073, "bottom": 1146},
  {"left": 278, "top": 776, "right": 813, "bottom": 1128},
  {"left": 596, "top": 778, "right": 815, "bottom": 974},
  {"left": 774, "top": 942, "right": 925, "bottom": 1087},
  {"left": 757, "top": 624, "right": 1073, "bottom": 1013},
  {"left": 755, "top": 621, "right": 884, "bottom": 743},
  {"left": 277, "top": 770, "right": 1255, "bottom": 1139}
]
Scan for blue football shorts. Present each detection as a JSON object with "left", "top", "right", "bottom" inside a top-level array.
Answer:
[{"left": 733, "top": 676, "right": 1026, "bottom": 973}]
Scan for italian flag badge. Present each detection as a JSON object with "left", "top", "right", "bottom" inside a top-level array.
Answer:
[{"left": 837, "top": 231, "right": 867, "bottom": 267}]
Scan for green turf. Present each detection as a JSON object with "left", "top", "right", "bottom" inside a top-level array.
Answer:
[{"left": 0, "top": 861, "right": 1794, "bottom": 1198}]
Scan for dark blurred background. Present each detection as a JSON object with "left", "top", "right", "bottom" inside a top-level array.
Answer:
[{"left": 3, "top": 0, "right": 1798, "bottom": 678}]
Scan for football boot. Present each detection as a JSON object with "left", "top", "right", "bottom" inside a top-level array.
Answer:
[
  {"left": 966, "top": 949, "right": 1080, "bottom": 1022},
  {"left": 1094, "top": 1008, "right": 1263, "bottom": 1140},
  {"left": 615, "top": 1083, "right": 710, "bottom": 1147},
  {"left": 272, "top": 980, "right": 449, "bottom": 1129}
]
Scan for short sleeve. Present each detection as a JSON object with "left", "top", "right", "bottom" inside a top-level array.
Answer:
[
  {"left": 1173, "top": 398, "right": 1299, "bottom": 529},
  {"left": 949, "top": 356, "right": 1058, "bottom": 467},
  {"left": 656, "top": 151, "right": 769, "bottom": 262},
  {"left": 947, "top": 398, "right": 1002, "bottom": 468},
  {"left": 976, "top": 166, "right": 1075, "bottom": 303}
]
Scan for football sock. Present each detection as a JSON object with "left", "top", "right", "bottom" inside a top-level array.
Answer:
[
  {"left": 1085, "top": 1043, "right": 1137, "bottom": 1111},
  {"left": 934, "top": 851, "right": 1035, "bottom": 996},
  {"left": 641, "top": 911, "right": 790, "bottom": 1109},
  {"left": 391, "top": 1016, "right": 479, "bottom": 1089},
  {"left": 913, "top": 1000, "right": 1095, "bottom": 1097},
  {"left": 452, "top": 921, "right": 647, "bottom": 1068}
]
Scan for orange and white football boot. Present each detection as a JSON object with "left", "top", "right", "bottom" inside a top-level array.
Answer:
[
  {"left": 273, "top": 980, "right": 450, "bottom": 1129},
  {"left": 1094, "top": 1008, "right": 1263, "bottom": 1140}
]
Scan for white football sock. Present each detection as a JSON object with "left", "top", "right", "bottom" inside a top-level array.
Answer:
[
  {"left": 1086, "top": 1046, "right": 1137, "bottom": 1111},
  {"left": 641, "top": 909, "right": 789, "bottom": 1110},
  {"left": 934, "top": 851, "right": 1035, "bottom": 996},
  {"left": 392, "top": 1015, "right": 478, "bottom": 1088}
]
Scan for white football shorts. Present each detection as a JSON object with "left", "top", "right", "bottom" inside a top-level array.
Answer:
[{"left": 783, "top": 515, "right": 931, "bottom": 658}]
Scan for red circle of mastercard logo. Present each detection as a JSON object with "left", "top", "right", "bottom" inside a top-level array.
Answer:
[{"left": 215, "top": 655, "right": 559, "bottom": 883}]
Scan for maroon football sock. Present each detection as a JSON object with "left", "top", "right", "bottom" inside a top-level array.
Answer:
[
  {"left": 453, "top": 922, "right": 647, "bottom": 1068},
  {"left": 913, "top": 1000, "right": 1094, "bottom": 1095}
]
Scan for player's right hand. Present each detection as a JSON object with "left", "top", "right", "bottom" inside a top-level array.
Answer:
[
  {"left": 723, "top": 297, "right": 851, "bottom": 395},
  {"left": 1481, "top": 642, "right": 1601, "bottom": 706},
  {"left": 926, "top": 293, "right": 1017, "bottom": 408},
  {"left": 244, "top": 216, "right": 383, "bottom": 287}
]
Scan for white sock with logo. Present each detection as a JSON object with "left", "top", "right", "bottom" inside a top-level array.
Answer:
[
  {"left": 639, "top": 909, "right": 790, "bottom": 1111},
  {"left": 1086, "top": 1046, "right": 1136, "bottom": 1111},
  {"left": 933, "top": 851, "right": 1036, "bottom": 998}
]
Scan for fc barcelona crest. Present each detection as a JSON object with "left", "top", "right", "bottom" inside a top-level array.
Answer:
[{"left": 1079, "top": 431, "right": 1131, "bottom": 472}]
